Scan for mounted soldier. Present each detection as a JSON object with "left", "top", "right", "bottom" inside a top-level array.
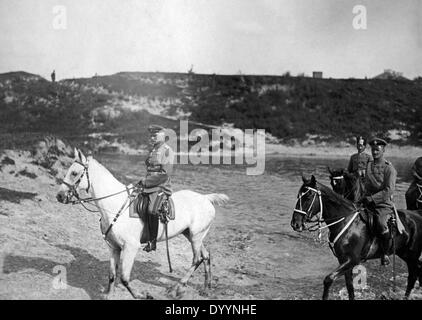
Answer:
[
  {"left": 137, "top": 124, "right": 175, "bottom": 252},
  {"left": 347, "top": 135, "right": 371, "bottom": 179},
  {"left": 359, "top": 137, "right": 397, "bottom": 266},
  {"left": 405, "top": 157, "right": 422, "bottom": 210}
]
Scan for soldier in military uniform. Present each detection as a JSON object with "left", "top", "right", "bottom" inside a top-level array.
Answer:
[
  {"left": 360, "top": 137, "right": 397, "bottom": 265},
  {"left": 405, "top": 157, "right": 422, "bottom": 210},
  {"left": 142, "top": 125, "right": 174, "bottom": 190},
  {"left": 347, "top": 136, "right": 371, "bottom": 179},
  {"left": 138, "top": 124, "right": 174, "bottom": 252}
]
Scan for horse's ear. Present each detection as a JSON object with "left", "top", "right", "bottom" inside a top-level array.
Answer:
[
  {"left": 302, "top": 175, "right": 308, "bottom": 184},
  {"left": 327, "top": 166, "right": 333, "bottom": 175},
  {"left": 310, "top": 175, "right": 316, "bottom": 186},
  {"left": 75, "top": 148, "right": 87, "bottom": 163},
  {"left": 74, "top": 147, "right": 79, "bottom": 160}
]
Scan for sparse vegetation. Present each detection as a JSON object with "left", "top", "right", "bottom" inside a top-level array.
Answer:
[{"left": 0, "top": 71, "right": 421, "bottom": 150}]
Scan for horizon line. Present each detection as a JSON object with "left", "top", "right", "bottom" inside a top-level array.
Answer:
[{"left": 0, "top": 69, "right": 420, "bottom": 82}]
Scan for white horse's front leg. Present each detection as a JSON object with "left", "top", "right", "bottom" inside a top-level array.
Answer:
[
  {"left": 106, "top": 246, "right": 120, "bottom": 299},
  {"left": 120, "top": 243, "right": 153, "bottom": 300}
]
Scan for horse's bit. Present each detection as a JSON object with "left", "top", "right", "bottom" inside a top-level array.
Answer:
[
  {"left": 60, "top": 160, "right": 91, "bottom": 201},
  {"left": 294, "top": 186, "right": 352, "bottom": 246},
  {"left": 294, "top": 186, "right": 323, "bottom": 224},
  {"left": 60, "top": 160, "right": 136, "bottom": 243}
]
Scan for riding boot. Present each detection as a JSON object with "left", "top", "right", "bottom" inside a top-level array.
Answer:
[
  {"left": 150, "top": 239, "right": 157, "bottom": 251},
  {"left": 143, "top": 215, "right": 158, "bottom": 252},
  {"left": 379, "top": 230, "right": 391, "bottom": 266},
  {"left": 143, "top": 240, "right": 157, "bottom": 252}
]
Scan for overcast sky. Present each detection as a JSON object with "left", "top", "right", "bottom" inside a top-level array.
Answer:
[{"left": 0, "top": 0, "right": 420, "bottom": 80}]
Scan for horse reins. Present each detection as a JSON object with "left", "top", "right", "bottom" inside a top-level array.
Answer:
[
  {"left": 417, "top": 183, "right": 422, "bottom": 208},
  {"left": 60, "top": 160, "right": 91, "bottom": 199},
  {"left": 294, "top": 186, "right": 359, "bottom": 253},
  {"left": 61, "top": 160, "right": 137, "bottom": 241},
  {"left": 294, "top": 186, "right": 325, "bottom": 240},
  {"left": 61, "top": 161, "right": 173, "bottom": 270}
]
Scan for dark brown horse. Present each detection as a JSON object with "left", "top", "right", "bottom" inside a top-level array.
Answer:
[
  {"left": 327, "top": 167, "right": 365, "bottom": 203},
  {"left": 291, "top": 175, "right": 422, "bottom": 300},
  {"left": 405, "top": 157, "right": 422, "bottom": 210},
  {"left": 406, "top": 182, "right": 422, "bottom": 210},
  {"left": 405, "top": 179, "right": 422, "bottom": 210}
]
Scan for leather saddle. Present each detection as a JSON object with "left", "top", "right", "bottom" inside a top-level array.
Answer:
[
  {"left": 359, "top": 206, "right": 406, "bottom": 237},
  {"left": 359, "top": 208, "right": 375, "bottom": 235},
  {"left": 130, "top": 187, "right": 174, "bottom": 219},
  {"left": 129, "top": 187, "right": 175, "bottom": 244}
]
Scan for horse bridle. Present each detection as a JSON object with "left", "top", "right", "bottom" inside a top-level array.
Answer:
[
  {"left": 294, "top": 186, "right": 323, "bottom": 224},
  {"left": 331, "top": 173, "right": 358, "bottom": 201},
  {"left": 417, "top": 183, "right": 422, "bottom": 209},
  {"left": 294, "top": 185, "right": 350, "bottom": 243},
  {"left": 61, "top": 160, "right": 91, "bottom": 201},
  {"left": 331, "top": 175, "right": 344, "bottom": 185}
]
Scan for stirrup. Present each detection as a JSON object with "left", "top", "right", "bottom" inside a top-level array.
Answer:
[{"left": 143, "top": 241, "right": 156, "bottom": 252}]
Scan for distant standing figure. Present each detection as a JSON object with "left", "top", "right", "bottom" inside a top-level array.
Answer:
[
  {"left": 347, "top": 135, "right": 371, "bottom": 179},
  {"left": 51, "top": 70, "right": 56, "bottom": 83}
]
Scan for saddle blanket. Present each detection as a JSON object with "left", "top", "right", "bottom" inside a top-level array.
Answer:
[
  {"left": 360, "top": 206, "right": 405, "bottom": 235},
  {"left": 129, "top": 191, "right": 175, "bottom": 222}
]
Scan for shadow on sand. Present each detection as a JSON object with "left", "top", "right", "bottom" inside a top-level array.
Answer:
[
  {"left": 0, "top": 187, "right": 37, "bottom": 204},
  {"left": 2, "top": 243, "right": 180, "bottom": 299}
]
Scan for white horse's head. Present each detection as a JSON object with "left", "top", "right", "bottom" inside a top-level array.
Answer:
[{"left": 56, "top": 148, "right": 91, "bottom": 204}]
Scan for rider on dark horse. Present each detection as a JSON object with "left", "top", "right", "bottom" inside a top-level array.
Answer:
[
  {"left": 347, "top": 135, "right": 371, "bottom": 180},
  {"left": 359, "top": 137, "right": 397, "bottom": 266},
  {"left": 138, "top": 124, "right": 174, "bottom": 252},
  {"left": 405, "top": 157, "right": 422, "bottom": 210}
]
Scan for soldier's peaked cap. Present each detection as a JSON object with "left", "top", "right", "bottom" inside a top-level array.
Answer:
[
  {"left": 148, "top": 125, "right": 165, "bottom": 133},
  {"left": 356, "top": 135, "right": 367, "bottom": 145},
  {"left": 368, "top": 137, "right": 387, "bottom": 147}
]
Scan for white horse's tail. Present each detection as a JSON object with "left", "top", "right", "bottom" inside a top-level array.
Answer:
[{"left": 205, "top": 193, "right": 229, "bottom": 206}]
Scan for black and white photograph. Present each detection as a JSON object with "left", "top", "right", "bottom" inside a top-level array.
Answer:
[{"left": 0, "top": 0, "right": 422, "bottom": 303}]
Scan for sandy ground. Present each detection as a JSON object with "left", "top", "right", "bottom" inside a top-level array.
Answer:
[{"left": 1, "top": 148, "right": 422, "bottom": 300}]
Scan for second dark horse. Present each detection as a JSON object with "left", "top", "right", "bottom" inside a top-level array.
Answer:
[
  {"left": 328, "top": 167, "right": 365, "bottom": 203},
  {"left": 291, "top": 175, "right": 422, "bottom": 300}
]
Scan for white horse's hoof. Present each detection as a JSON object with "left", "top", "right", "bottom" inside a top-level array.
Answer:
[
  {"left": 132, "top": 293, "right": 143, "bottom": 300},
  {"left": 199, "top": 288, "right": 209, "bottom": 297},
  {"left": 144, "top": 291, "right": 154, "bottom": 300},
  {"left": 167, "top": 284, "right": 185, "bottom": 299},
  {"left": 176, "top": 284, "right": 186, "bottom": 298}
]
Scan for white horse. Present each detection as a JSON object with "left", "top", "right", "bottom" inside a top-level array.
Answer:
[{"left": 56, "top": 148, "right": 229, "bottom": 299}]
